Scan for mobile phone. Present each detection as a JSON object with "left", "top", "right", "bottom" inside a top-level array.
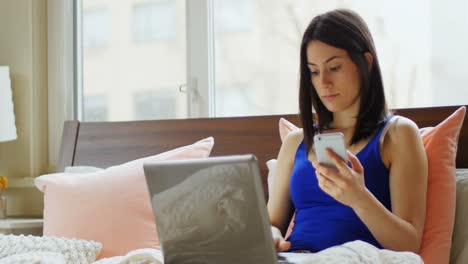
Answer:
[{"left": 313, "top": 132, "right": 348, "bottom": 169}]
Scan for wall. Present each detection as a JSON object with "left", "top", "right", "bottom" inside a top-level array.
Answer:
[{"left": 0, "top": 0, "right": 48, "bottom": 216}]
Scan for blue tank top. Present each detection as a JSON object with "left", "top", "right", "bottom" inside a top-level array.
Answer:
[{"left": 288, "top": 118, "right": 393, "bottom": 252}]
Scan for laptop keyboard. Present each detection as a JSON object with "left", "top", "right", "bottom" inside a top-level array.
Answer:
[
  {"left": 278, "top": 260, "right": 296, "bottom": 264},
  {"left": 277, "top": 254, "right": 297, "bottom": 264}
]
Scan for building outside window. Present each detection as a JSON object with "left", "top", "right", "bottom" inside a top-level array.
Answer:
[
  {"left": 81, "top": 0, "right": 187, "bottom": 122},
  {"left": 83, "top": 8, "right": 110, "bottom": 49},
  {"left": 133, "top": 1, "right": 177, "bottom": 42},
  {"left": 83, "top": 95, "right": 109, "bottom": 121},
  {"left": 134, "top": 90, "right": 177, "bottom": 120}
]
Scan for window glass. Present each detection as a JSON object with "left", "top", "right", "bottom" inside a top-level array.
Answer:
[
  {"left": 81, "top": 0, "right": 186, "bottom": 122},
  {"left": 83, "top": 95, "right": 109, "bottom": 121},
  {"left": 133, "top": 1, "right": 177, "bottom": 42},
  {"left": 213, "top": 0, "right": 467, "bottom": 118},
  {"left": 215, "top": 84, "right": 252, "bottom": 117},
  {"left": 83, "top": 8, "right": 110, "bottom": 49},
  {"left": 133, "top": 90, "right": 177, "bottom": 120},
  {"left": 79, "top": 0, "right": 467, "bottom": 122}
]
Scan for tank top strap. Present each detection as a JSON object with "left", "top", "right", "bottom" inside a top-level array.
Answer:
[
  {"left": 373, "top": 115, "right": 394, "bottom": 142},
  {"left": 374, "top": 115, "right": 394, "bottom": 140}
]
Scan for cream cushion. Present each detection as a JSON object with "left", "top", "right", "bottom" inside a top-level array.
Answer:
[{"left": 451, "top": 168, "right": 468, "bottom": 264}]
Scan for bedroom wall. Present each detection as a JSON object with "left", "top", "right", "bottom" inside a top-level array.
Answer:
[{"left": 0, "top": 0, "right": 48, "bottom": 216}]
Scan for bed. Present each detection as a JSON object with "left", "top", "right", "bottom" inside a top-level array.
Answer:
[{"left": 50, "top": 104, "right": 467, "bottom": 264}]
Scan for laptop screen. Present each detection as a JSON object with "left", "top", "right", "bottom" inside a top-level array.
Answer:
[{"left": 144, "top": 155, "right": 278, "bottom": 264}]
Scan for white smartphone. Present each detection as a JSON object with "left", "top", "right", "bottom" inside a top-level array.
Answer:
[{"left": 313, "top": 132, "right": 348, "bottom": 169}]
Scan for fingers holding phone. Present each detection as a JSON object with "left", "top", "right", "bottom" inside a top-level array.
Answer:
[
  {"left": 271, "top": 226, "right": 291, "bottom": 252},
  {"left": 312, "top": 133, "right": 369, "bottom": 208}
]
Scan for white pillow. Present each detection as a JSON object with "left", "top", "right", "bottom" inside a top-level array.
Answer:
[
  {"left": 266, "top": 159, "right": 277, "bottom": 197},
  {"left": 64, "top": 166, "right": 103, "bottom": 174},
  {"left": 451, "top": 168, "right": 468, "bottom": 264},
  {"left": 0, "top": 234, "right": 102, "bottom": 264},
  {"left": 93, "top": 248, "right": 163, "bottom": 264}
]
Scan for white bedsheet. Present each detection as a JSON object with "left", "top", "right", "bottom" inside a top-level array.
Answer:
[
  {"left": 93, "top": 240, "right": 423, "bottom": 264},
  {"left": 0, "top": 240, "right": 423, "bottom": 263}
]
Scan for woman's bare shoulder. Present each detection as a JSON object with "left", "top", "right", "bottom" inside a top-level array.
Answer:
[
  {"left": 387, "top": 116, "right": 420, "bottom": 139},
  {"left": 384, "top": 116, "right": 423, "bottom": 161}
]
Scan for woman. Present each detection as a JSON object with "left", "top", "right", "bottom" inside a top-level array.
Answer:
[{"left": 268, "top": 9, "right": 428, "bottom": 253}]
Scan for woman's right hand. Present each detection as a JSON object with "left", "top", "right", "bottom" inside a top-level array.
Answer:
[{"left": 271, "top": 225, "right": 291, "bottom": 252}]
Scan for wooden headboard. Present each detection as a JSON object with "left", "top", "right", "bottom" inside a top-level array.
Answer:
[{"left": 57, "top": 105, "right": 467, "bottom": 198}]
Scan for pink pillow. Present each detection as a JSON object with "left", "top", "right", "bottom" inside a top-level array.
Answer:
[
  {"left": 419, "top": 106, "right": 465, "bottom": 264},
  {"left": 35, "top": 137, "right": 214, "bottom": 259},
  {"left": 278, "top": 107, "right": 466, "bottom": 260}
]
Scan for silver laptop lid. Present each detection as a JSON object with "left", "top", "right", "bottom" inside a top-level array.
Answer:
[{"left": 143, "top": 154, "right": 277, "bottom": 264}]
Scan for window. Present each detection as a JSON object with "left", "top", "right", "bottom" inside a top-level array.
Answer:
[
  {"left": 76, "top": 0, "right": 467, "bottom": 123},
  {"left": 213, "top": 0, "right": 303, "bottom": 116},
  {"left": 215, "top": 84, "right": 252, "bottom": 117},
  {"left": 83, "top": 8, "right": 110, "bottom": 49},
  {"left": 83, "top": 95, "right": 109, "bottom": 121},
  {"left": 214, "top": 0, "right": 251, "bottom": 33},
  {"left": 80, "top": 0, "right": 187, "bottom": 122},
  {"left": 134, "top": 90, "right": 177, "bottom": 120},
  {"left": 133, "top": 1, "right": 177, "bottom": 42}
]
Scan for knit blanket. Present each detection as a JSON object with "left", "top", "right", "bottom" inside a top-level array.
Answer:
[
  {"left": 0, "top": 234, "right": 101, "bottom": 264},
  {"left": 0, "top": 236, "right": 423, "bottom": 264}
]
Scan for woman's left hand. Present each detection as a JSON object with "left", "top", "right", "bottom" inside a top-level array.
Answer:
[{"left": 312, "top": 149, "right": 370, "bottom": 209}]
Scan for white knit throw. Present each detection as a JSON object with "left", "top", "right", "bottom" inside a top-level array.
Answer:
[{"left": 0, "top": 234, "right": 102, "bottom": 264}]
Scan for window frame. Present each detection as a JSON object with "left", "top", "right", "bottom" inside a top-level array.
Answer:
[
  {"left": 186, "top": 0, "right": 215, "bottom": 118},
  {"left": 47, "top": 0, "right": 77, "bottom": 171}
]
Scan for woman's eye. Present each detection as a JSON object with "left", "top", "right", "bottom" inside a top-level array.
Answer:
[
  {"left": 310, "top": 71, "right": 319, "bottom": 77},
  {"left": 330, "top": 65, "right": 341, "bottom": 72}
]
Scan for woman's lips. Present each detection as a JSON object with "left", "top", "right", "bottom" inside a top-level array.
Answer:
[{"left": 322, "top": 94, "right": 339, "bottom": 101}]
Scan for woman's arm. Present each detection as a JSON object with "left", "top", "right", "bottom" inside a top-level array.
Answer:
[
  {"left": 313, "top": 117, "right": 428, "bottom": 253},
  {"left": 267, "top": 129, "right": 302, "bottom": 233},
  {"left": 354, "top": 117, "right": 428, "bottom": 252}
]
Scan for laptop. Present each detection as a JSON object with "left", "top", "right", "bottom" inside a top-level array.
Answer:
[{"left": 143, "top": 154, "right": 301, "bottom": 264}]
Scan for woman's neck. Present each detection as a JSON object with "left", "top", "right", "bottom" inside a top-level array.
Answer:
[
  {"left": 330, "top": 96, "right": 361, "bottom": 130},
  {"left": 331, "top": 111, "right": 357, "bottom": 130}
]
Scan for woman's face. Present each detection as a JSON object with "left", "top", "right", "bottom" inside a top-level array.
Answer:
[{"left": 306, "top": 40, "right": 361, "bottom": 113}]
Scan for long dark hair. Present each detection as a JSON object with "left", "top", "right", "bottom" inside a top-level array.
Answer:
[{"left": 299, "top": 9, "right": 389, "bottom": 154}]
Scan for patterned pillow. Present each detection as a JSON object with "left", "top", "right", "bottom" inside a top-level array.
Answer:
[{"left": 0, "top": 234, "right": 102, "bottom": 264}]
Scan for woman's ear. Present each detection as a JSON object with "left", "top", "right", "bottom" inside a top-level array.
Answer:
[{"left": 364, "top": 52, "right": 373, "bottom": 72}]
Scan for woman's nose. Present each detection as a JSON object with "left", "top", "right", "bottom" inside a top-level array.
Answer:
[{"left": 319, "top": 71, "right": 332, "bottom": 88}]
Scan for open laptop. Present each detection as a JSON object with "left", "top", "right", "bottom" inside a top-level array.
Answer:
[{"left": 143, "top": 154, "right": 302, "bottom": 264}]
